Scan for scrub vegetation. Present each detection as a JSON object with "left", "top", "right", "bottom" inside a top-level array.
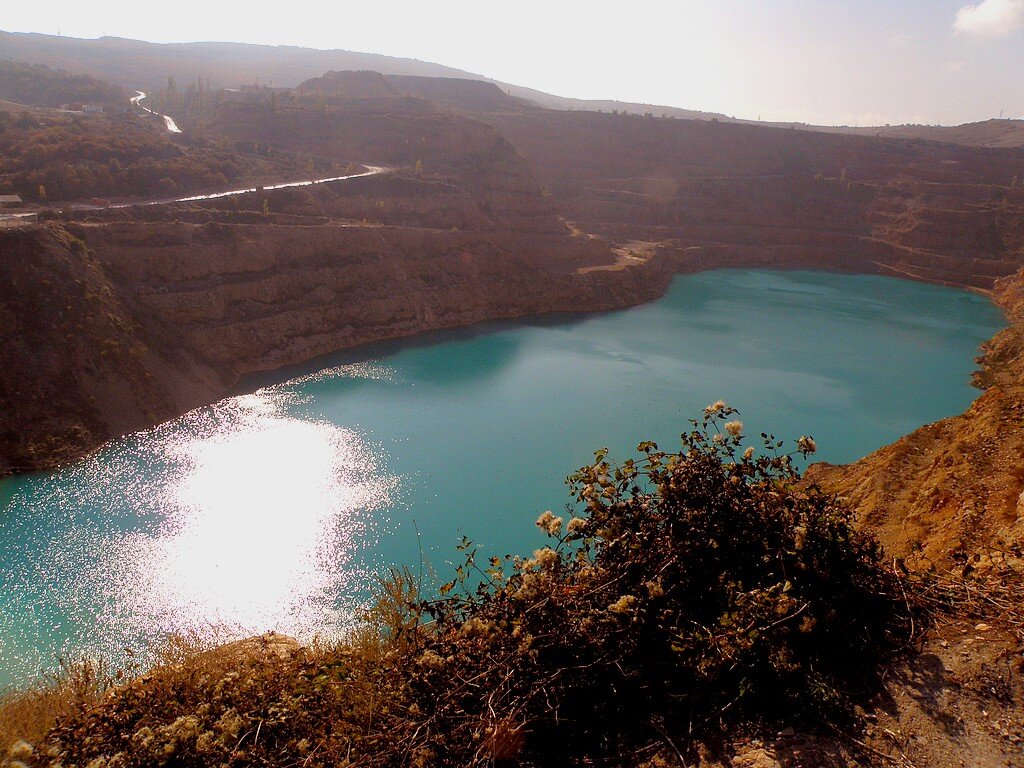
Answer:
[
  {"left": 0, "top": 406, "right": 937, "bottom": 766},
  {"left": 0, "top": 61, "right": 127, "bottom": 111},
  {"left": 0, "top": 110, "right": 339, "bottom": 203}
]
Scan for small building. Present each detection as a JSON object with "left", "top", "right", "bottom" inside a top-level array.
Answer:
[
  {"left": 83, "top": 104, "right": 104, "bottom": 113},
  {"left": 0, "top": 194, "right": 23, "bottom": 208}
]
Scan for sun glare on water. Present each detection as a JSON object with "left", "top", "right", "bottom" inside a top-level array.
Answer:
[
  {"left": 130, "top": 394, "right": 390, "bottom": 633},
  {"left": 0, "top": 374, "right": 397, "bottom": 683}
]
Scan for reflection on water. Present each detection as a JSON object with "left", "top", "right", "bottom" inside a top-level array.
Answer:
[
  {"left": 0, "top": 370, "right": 396, "bottom": 685},
  {"left": 0, "top": 271, "right": 1006, "bottom": 687}
]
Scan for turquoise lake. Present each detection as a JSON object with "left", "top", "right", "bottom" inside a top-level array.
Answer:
[{"left": 0, "top": 270, "right": 1006, "bottom": 686}]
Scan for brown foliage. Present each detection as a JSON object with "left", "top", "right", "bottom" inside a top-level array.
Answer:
[{"left": 0, "top": 409, "right": 929, "bottom": 768}]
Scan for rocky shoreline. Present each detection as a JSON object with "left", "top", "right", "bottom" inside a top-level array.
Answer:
[
  {"left": 809, "top": 265, "right": 1024, "bottom": 566},
  {"left": 0, "top": 216, "right": 671, "bottom": 475},
  {"left": 2, "top": 211, "right": 1021, "bottom": 480}
]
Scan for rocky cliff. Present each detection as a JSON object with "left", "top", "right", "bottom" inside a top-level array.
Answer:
[
  {"left": 70, "top": 214, "right": 657, "bottom": 381},
  {"left": 0, "top": 176, "right": 664, "bottom": 474},
  {"left": 7, "top": 106, "right": 1024, "bottom": 476},
  {"left": 486, "top": 111, "right": 1024, "bottom": 289},
  {"left": 0, "top": 224, "right": 223, "bottom": 472}
]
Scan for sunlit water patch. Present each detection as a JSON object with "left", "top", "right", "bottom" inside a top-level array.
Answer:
[
  {"left": 1, "top": 381, "right": 396, "bottom": 685},
  {"left": 0, "top": 271, "right": 1006, "bottom": 686}
]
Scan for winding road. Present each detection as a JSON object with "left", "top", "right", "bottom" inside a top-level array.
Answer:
[
  {"left": 171, "top": 166, "right": 388, "bottom": 204},
  {"left": 119, "top": 90, "right": 388, "bottom": 207},
  {"left": 130, "top": 91, "right": 182, "bottom": 134},
  {"left": 1, "top": 92, "right": 389, "bottom": 223}
]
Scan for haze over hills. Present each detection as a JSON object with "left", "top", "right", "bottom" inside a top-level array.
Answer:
[
  {"left": 4, "top": 28, "right": 1024, "bottom": 149},
  {"left": 3, "top": 24, "right": 1024, "bottom": 766},
  {"left": 0, "top": 30, "right": 734, "bottom": 121}
]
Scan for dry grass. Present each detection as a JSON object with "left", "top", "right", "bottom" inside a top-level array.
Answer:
[
  {"left": 0, "top": 586, "right": 426, "bottom": 767},
  {"left": 4, "top": 414, "right": 1017, "bottom": 767},
  {"left": 914, "top": 562, "right": 1024, "bottom": 643},
  {"left": 0, "top": 630, "right": 237, "bottom": 757},
  {"left": 0, "top": 658, "right": 117, "bottom": 755}
]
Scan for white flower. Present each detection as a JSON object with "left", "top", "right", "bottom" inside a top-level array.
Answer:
[
  {"left": 644, "top": 580, "right": 664, "bottom": 598},
  {"left": 536, "top": 510, "right": 563, "bottom": 536},
  {"left": 417, "top": 649, "right": 445, "bottom": 669},
  {"left": 161, "top": 715, "right": 201, "bottom": 744},
  {"left": 743, "top": 446, "right": 755, "bottom": 461},
  {"left": 725, "top": 420, "right": 743, "bottom": 437},
  {"left": 608, "top": 594, "right": 637, "bottom": 614},
  {"left": 794, "top": 524, "right": 808, "bottom": 551},
  {"left": 533, "top": 547, "right": 559, "bottom": 568},
  {"left": 704, "top": 400, "right": 727, "bottom": 415},
  {"left": 460, "top": 617, "right": 494, "bottom": 637},
  {"left": 566, "top": 517, "right": 588, "bottom": 534},
  {"left": 797, "top": 436, "right": 818, "bottom": 454}
]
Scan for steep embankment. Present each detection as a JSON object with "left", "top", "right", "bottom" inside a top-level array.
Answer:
[
  {"left": 486, "top": 111, "right": 1024, "bottom": 288},
  {"left": 7, "top": 98, "right": 1024, "bottom": 475},
  {"left": 71, "top": 213, "right": 658, "bottom": 382},
  {"left": 810, "top": 268, "right": 1024, "bottom": 568},
  {"left": 0, "top": 94, "right": 654, "bottom": 473},
  {"left": 0, "top": 176, "right": 663, "bottom": 474},
  {"left": 0, "top": 224, "right": 223, "bottom": 473}
]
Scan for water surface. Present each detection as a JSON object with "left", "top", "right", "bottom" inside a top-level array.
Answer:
[{"left": 0, "top": 270, "right": 1004, "bottom": 686}]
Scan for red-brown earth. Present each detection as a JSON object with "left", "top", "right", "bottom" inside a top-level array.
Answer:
[{"left": 3, "top": 69, "right": 1024, "bottom": 768}]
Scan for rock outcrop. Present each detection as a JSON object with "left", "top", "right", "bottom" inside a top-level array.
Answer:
[
  {"left": 486, "top": 111, "right": 1024, "bottom": 289},
  {"left": 0, "top": 224, "right": 223, "bottom": 472},
  {"left": 0, "top": 176, "right": 664, "bottom": 474}
]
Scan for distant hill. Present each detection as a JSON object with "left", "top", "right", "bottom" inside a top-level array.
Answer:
[
  {"left": 385, "top": 75, "right": 524, "bottom": 114},
  {"left": 503, "top": 86, "right": 732, "bottom": 121},
  {"left": 0, "top": 31, "right": 485, "bottom": 92},
  {"left": 295, "top": 71, "right": 525, "bottom": 114},
  {"left": 812, "top": 119, "right": 1024, "bottom": 149},
  {"left": 295, "top": 70, "right": 401, "bottom": 100},
  {"left": 1, "top": 30, "right": 1019, "bottom": 147},
  {"left": 0, "top": 59, "right": 126, "bottom": 109},
  {"left": 0, "top": 30, "right": 727, "bottom": 120}
]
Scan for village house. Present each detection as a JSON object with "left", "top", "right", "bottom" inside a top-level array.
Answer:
[{"left": 0, "top": 194, "right": 23, "bottom": 208}]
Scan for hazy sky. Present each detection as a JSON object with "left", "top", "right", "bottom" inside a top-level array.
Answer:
[{"left": 3, "top": 0, "right": 1023, "bottom": 125}]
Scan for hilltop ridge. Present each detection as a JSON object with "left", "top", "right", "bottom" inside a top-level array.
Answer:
[{"left": 4, "top": 30, "right": 1024, "bottom": 146}]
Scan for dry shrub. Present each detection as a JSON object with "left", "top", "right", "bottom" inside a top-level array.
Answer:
[
  {"left": 5, "top": 406, "right": 922, "bottom": 767},
  {"left": 402, "top": 404, "right": 917, "bottom": 764},
  {"left": 915, "top": 563, "right": 1024, "bottom": 642},
  {"left": 0, "top": 658, "right": 116, "bottom": 756}
]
